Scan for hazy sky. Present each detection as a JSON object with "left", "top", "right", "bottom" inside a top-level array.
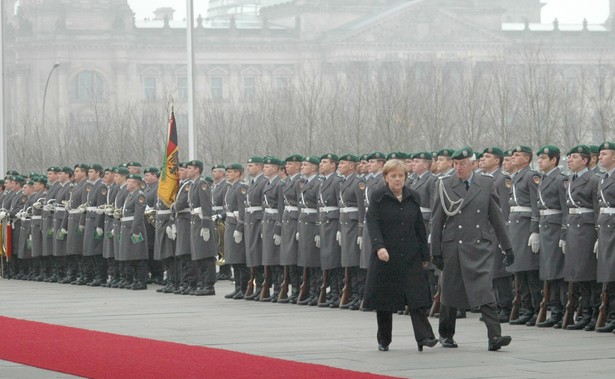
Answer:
[{"left": 128, "top": 0, "right": 611, "bottom": 24}]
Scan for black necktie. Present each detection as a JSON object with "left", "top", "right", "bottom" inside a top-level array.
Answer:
[
  {"left": 605, "top": 172, "right": 610, "bottom": 180},
  {"left": 572, "top": 174, "right": 578, "bottom": 182},
  {"left": 464, "top": 180, "right": 470, "bottom": 191}
]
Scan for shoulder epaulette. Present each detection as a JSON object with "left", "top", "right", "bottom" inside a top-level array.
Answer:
[{"left": 481, "top": 173, "right": 494, "bottom": 178}]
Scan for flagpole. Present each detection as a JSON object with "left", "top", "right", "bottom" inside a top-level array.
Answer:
[{"left": 186, "top": 0, "right": 196, "bottom": 160}]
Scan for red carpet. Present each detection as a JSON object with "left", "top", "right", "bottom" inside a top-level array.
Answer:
[{"left": 0, "top": 316, "right": 397, "bottom": 379}]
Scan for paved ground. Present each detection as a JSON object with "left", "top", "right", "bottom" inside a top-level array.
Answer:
[{"left": 1, "top": 278, "right": 615, "bottom": 378}]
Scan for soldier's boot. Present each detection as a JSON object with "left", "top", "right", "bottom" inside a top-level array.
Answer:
[{"left": 566, "top": 308, "right": 592, "bottom": 330}]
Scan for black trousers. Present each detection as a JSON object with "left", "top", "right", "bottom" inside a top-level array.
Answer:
[
  {"left": 162, "top": 256, "right": 180, "bottom": 288},
  {"left": 547, "top": 278, "right": 567, "bottom": 312},
  {"left": 178, "top": 254, "right": 196, "bottom": 287},
  {"left": 232, "top": 264, "right": 250, "bottom": 292},
  {"left": 308, "top": 267, "right": 323, "bottom": 297},
  {"left": 493, "top": 276, "right": 514, "bottom": 311},
  {"left": 125, "top": 259, "right": 149, "bottom": 284},
  {"left": 288, "top": 265, "right": 302, "bottom": 292},
  {"left": 377, "top": 308, "right": 434, "bottom": 346},
  {"left": 194, "top": 257, "right": 216, "bottom": 288},
  {"left": 357, "top": 268, "right": 367, "bottom": 298},
  {"left": 439, "top": 303, "right": 501, "bottom": 340},
  {"left": 518, "top": 270, "right": 542, "bottom": 315}
]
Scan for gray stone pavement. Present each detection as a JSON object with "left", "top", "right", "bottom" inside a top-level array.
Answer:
[{"left": 1, "top": 278, "right": 615, "bottom": 379}]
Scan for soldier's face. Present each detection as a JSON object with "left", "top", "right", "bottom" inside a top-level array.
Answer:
[
  {"left": 23, "top": 184, "right": 33, "bottom": 196},
  {"left": 599, "top": 150, "right": 615, "bottom": 171},
  {"left": 47, "top": 171, "right": 58, "bottom": 182},
  {"left": 453, "top": 159, "right": 473, "bottom": 180},
  {"left": 88, "top": 169, "right": 100, "bottom": 181},
  {"left": 186, "top": 166, "right": 200, "bottom": 179},
  {"left": 212, "top": 169, "right": 225, "bottom": 181},
  {"left": 368, "top": 159, "right": 383, "bottom": 174},
  {"left": 319, "top": 159, "right": 336, "bottom": 175},
  {"left": 179, "top": 167, "right": 187, "bottom": 180},
  {"left": 567, "top": 153, "right": 587, "bottom": 173},
  {"left": 285, "top": 162, "right": 300, "bottom": 176},
  {"left": 481, "top": 154, "right": 499, "bottom": 172},
  {"left": 301, "top": 162, "right": 317, "bottom": 176},
  {"left": 511, "top": 152, "right": 530, "bottom": 168},
  {"left": 126, "top": 179, "right": 139, "bottom": 192},
  {"left": 128, "top": 167, "right": 140, "bottom": 174},
  {"left": 144, "top": 172, "right": 157, "bottom": 184},
  {"left": 246, "top": 163, "right": 262, "bottom": 177},
  {"left": 263, "top": 164, "right": 278, "bottom": 177},
  {"left": 537, "top": 154, "right": 556, "bottom": 172},
  {"left": 413, "top": 159, "right": 429, "bottom": 174},
  {"left": 74, "top": 168, "right": 86, "bottom": 181},
  {"left": 104, "top": 171, "right": 114, "bottom": 183},
  {"left": 503, "top": 157, "right": 514, "bottom": 173},
  {"left": 338, "top": 161, "right": 355, "bottom": 176},
  {"left": 437, "top": 157, "right": 452, "bottom": 172},
  {"left": 225, "top": 169, "right": 240, "bottom": 182},
  {"left": 34, "top": 182, "right": 44, "bottom": 192}
]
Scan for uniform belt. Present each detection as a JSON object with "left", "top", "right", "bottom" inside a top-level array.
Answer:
[
  {"left": 340, "top": 207, "right": 358, "bottom": 213},
  {"left": 420, "top": 207, "right": 432, "bottom": 213},
  {"left": 284, "top": 206, "right": 299, "bottom": 212},
  {"left": 120, "top": 216, "right": 135, "bottom": 222},
  {"left": 246, "top": 206, "right": 262, "bottom": 213},
  {"left": 177, "top": 208, "right": 190, "bottom": 214},
  {"left": 86, "top": 207, "right": 98, "bottom": 212},
  {"left": 226, "top": 212, "right": 236, "bottom": 219},
  {"left": 600, "top": 207, "right": 615, "bottom": 214},
  {"left": 54, "top": 207, "right": 66, "bottom": 212},
  {"left": 510, "top": 206, "right": 532, "bottom": 213},
  {"left": 301, "top": 208, "right": 318, "bottom": 214},
  {"left": 568, "top": 207, "right": 593, "bottom": 214},
  {"left": 264, "top": 208, "right": 279, "bottom": 214},
  {"left": 157, "top": 210, "right": 172, "bottom": 215},
  {"left": 31, "top": 215, "right": 42, "bottom": 220},
  {"left": 68, "top": 209, "right": 82, "bottom": 214},
  {"left": 190, "top": 207, "right": 202, "bottom": 215},
  {"left": 212, "top": 206, "right": 223, "bottom": 211},
  {"left": 540, "top": 209, "right": 562, "bottom": 216},
  {"left": 319, "top": 206, "right": 339, "bottom": 213}
]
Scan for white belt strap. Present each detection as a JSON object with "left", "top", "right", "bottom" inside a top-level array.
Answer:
[
  {"left": 120, "top": 216, "right": 135, "bottom": 222},
  {"left": 540, "top": 209, "right": 563, "bottom": 216},
  {"left": 157, "top": 210, "right": 172, "bottom": 215},
  {"left": 568, "top": 207, "right": 593, "bottom": 215},
  {"left": 284, "top": 206, "right": 299, "bottom": 212},
  {"left": 510, "top": 206, "right": 532, "bottom": 213},
  {"left": 420, "top": 207, "right": 432, "bottom": 213},
  {"left": 31, "top": 215, "right": 42, "bottom": 220},
  {"left": 264, "top": 208, "right": 279, "bottom": 214},
  {"left": 86, "top": 207, "right": 98, "bottom": 212},
  {"left": 68, "top": 209, "right": 82, "bottom": 214},
  {"left": 54, "top": 207, "right": 66, "bottom": 212},
  {"left": 190, "top": 207, "right": 202, "bottom": 215},
  {"left": 301, "top": 208, "right": 318, "bottom": 214},
  {"left": 177, "top": 208, "right": 190, "bottom": 214},
  {"left": 212, "top": 206, "right": 223, "bottom": 211},
  {"left": 319, "top": 206, "right": 339, "bottom": 213},
  {"left": 340, "top": 207, "right": 359, "bottom": 213},
  {"left": 600, "top": 207, "right": 615, "bottom": 215},
  {"left": 246, "top": 206, "right": 262, "bottom": 213},
  {"left": 226, "top": 213, "right": 236, "bottom": 219}
]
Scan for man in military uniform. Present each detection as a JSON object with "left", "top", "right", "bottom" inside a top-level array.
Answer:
[
  {"left": 29, "top": 177, "right": 48, "bottom": 280},
  {"left": 223, "top": 164, "right": 249, "bottom": 299},
  {"left": 40, "top": 167, "right": 61, "bottom": 281},
  {"left": 154, "top": 172, "right": 177, "bottom": 294},
  {"left": 563, "top": 145, "right": 601, "bottom": 330},
  {"left": 316, "top": 153, "right": 343, "bottom": 308},
  {"left": 243, "top": 157, "right": 267, "bottom": 301},
  {"left": 186, "top": 160, "right": 217, "bottom": 296},
  {"left": 5, "top": 175, "right": 26, "bottom": 277},
  {"left": 110, "top": 167, "right": 130, "bottom": 288},
  {"left": 534, "top": 146, "right": 568, "bottom": 328},
  {"left": 127, "top": 162, "right": 142, "bottom": 175},
  {"left": 143, "top": 167, "right": 163, "bottom": 285},
  {"left": 595, "top": 142, "right": 615, "bottom": 333},
  {"left": 337, "top": 154, "right": 365, "bottom": 309},
  {"left": 81, "top": 164, "right": 108, "bottom": 286},
  {"left": 507, "top": 146, "right": 542, "bottom": 326},
  {"left": 51, "top": 167, "right": 73, "bottom": 283},
  {"left": 172, "top": 162, "right": 197, "bottom": 295},
  {"left": 62, "top": 164, "right": 89, "bottom": 285},
  {"left": 278, "top": 155, "right": 303, "bottom": 303},
  {"left": 481, "top": 147, "right": 514, "bottom": 322},
  {"left": 17, "top": 179, "right": 40, "bottom": 278},
  {"left": 296, "top": 156, "right": 322, "bottom": 306},
  {"left": 436, "top": 149, "right": 455, "bottom": 178},
  {"left": 101, "top": 167, "right": 119, "bottom": 287},
  {"left": 589, "top": 145, "right": 601, "bottom": 173},
  {"left": 211, "top": 164, "right": 231, "bottom": 281},
  {"left": 431, "top": 147, "right": 514, "bottom": 351}
]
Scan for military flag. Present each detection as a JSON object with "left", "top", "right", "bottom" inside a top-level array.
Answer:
[{"left": 158, "top": 107, "right": 179, "bottom": 207}]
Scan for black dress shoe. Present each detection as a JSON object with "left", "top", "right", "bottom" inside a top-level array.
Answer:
[
  {"left": 131, "top": 282, "right": 147, "bottom": 290},
  {"left": 537, "top": 317, "right": 561, "bottom": 328},
  {"left": 596, "top": 320, "right": 615, "bottom": 333},
  {"left": 156, "top": 285, "right": 169, "bottom": 293},
  {"left": 88, "top": 279, "right": 102, "bottom": 287},
  {"left": 193, "top": 287, "right": 215, "bottom": 296},
  {"left": 308, "top": 298, "right": 318, "bottom": 306},
  {"left": 225, "top": 289, "right": 240, "bottom": 299},
  {"left": 378, "top": 344, "right": 389, "bottom": 352},
  {"left": 297, "top": 296, "right": 313, "bottom": 306},
  {"left": 173, "top": 286, "right": 186, "bottom": 294},
  {"left": 525, "top": 314, "right": 538, "bottom": 326},
  {"left": 162, "top": 286, "right": 177, "bottom": 294},
  {"left": 488, "top": 335, "right": 512, "bottom": 351},
  {"left": 439, "top": 337, "right": 458, "bottom": 348},
  {"left": 583, "top": 319, "right": 597, "bottom": 331},
  {"left": 417, "top": 337, "right": 438, "bottom": 352},
  {"left": 244, "top": 291, "right": 259, "bottom": 301},
  {"left": 232, "top": 291, "right": 245, "bottom": 300},
  {"left": 509, "top": 313, "right": 532, "bottom": 325},
  {"left": 217, "top": 273, "right": 232, "bottom": 281},
  {"left": 566, "top": 317, "right": 591, "bottom": 330}
]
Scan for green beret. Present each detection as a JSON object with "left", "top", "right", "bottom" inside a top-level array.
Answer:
[
  {"left": 13, "top": 175, "right": 25, "bottom": 185},
  {"left": 119, "top": 163, "right": 128, "bottom": 168},
  {"left": 226, "top": 163, "right": 243, "bottom": 171},
  {"left": 6, "top": 170, "right": 19, "bottom": 176},
  {"left": 5, "top": 175, "right": 12, "bottom": 181},
  {"left": 187, "top": 160, "right": 204, "bottom": 171},
  {"left": 437, "top": 149, "right": 455, "bottom": 158},
  {"left": 90, "top": 164, "right": 103, "bottom": 172},
  {"left": 211, "top": 164, "right": 226, "bottom": 170},
  {"left": 61, "top": 166, "right": 74, "bottom": 174},
  {"left": 0, "top": 179, "right": 4, "bottom": 185},
  {"left": 144, "top": 167, "right": 160, "bottom": 175},
  {"left": 33, "top": 176, "right": 47, "bottom": 185},
  {"left": 263, "top": 156, "right": 283, "bottom": 166},
  {"left": 367, "top": 152, "right": 386, "bottom": 161},
  {"left": 451, "top": 147, "right": 474, "bottom": 160},
  {"left": 387, "top": 152, "right": 401, "bottom": 160},
  {"left": 339, "top": 154, "right": 359, "bottom": 163},
  {"left": 504, "top": 149, "right": 514, "bottom": 157},
  {"left": 482, "top": 147, "right": 504, "bottom": 157},
  {"left": 476, "top": 152, "right": 484, "bottom": 160},
  {"left": 105, "top": 167, "right": 115, "bottom": 173},
  {"left": 599, "top": 142, "right": 615, "bottom": 152},
  {"left": 320, "top": 153, "right": 339, "bottom": 162},
  {"left": 285, "top": 154, "right": 304, "bottom": 163},
  {"left": 247, "top": 156, "right": 263, "bottom": 164},
  {"left": 413, "top": 152, "right": 432, "bottom": 160},
  {"left": 47, "top": 166, "right": 61, "bottom": 173},
  {"left": 304, "top": 156, "right": 321, "bottom": 166},
  {"left": 536, "top": 145, "right": 560, "bottom": 157},
  {"left": 178, "top": 162, "right": 188, "bottom": 168},
  {"left": 512, "top": 145, "right": 533, "bottom": 154},
  {"left": 127, "top": 174, "right": 142, "bottom": 181},
  {"left": 203, "top": 175, "right": 214, "bottom": 184},
  {"left": 25, "top": 179, "right": 35, "bottom": 186},
  {"left": 74, "top": 163, "right": 90, "bottom": 171},
  {"left": 589, "top": 145, "right": 600, "bottom": 154},
  {"left": 127, "top": 161, "right": 142, "bottom": 167},
  {"left": 360, "top": 154, "right": 369, "bottom": 161},
  {"left": 115, "top": 167, "right": 129, "bottom": 176},
  {"left": 567, "top": 145, "right": 591, "bottom": 156}
]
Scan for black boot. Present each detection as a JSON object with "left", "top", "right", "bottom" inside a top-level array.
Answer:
[{"left": 566, "top": 308, "right": 592, "bottom": 330}]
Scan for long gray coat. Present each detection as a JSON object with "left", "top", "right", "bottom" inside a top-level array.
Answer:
[
  {"left": 280, "top": 174, "right": 302, "bottom": 266},
  {"left": 537, "top": 168, "right": 568, "bottom": 281},
  {"left": 490, "top": 169, "right": 512, "bottom": 279},
  {"left": 431, "top": 173, "right": 512, "bottom": 309},
  {"left": 52, "top": 183, "right": 72, "bottom": 257},
  {"left": 506, "top": 166, "right": 541, "bottom": 273},
  {"left": 83, "top": 179, "right": 107, "bottom": 257},
  {"left": 41, "top": 182, "right": 61, "bottom": 257},
  {"left": 119, "top": 190, "right": 148, "bottom": 261},
  {"left": 262, "top": 176, "right": 284, "bottom": 266},
  {"left": 144, "top": 182, "right": 158, "bottom": 250},
  {"left": 360, "top": 173, "right": 385, "bottom": 269},
  {"left": 564, "top": 170, "right": 600, "bottom": 282},
  {"left": 188, "top": 177, "right": 216, "bottom": 260},
  {"left": 597, "top": 171, "right": 615, "bottom": 282},
  {"left": 317, "top": 173, "right": 343, "bottom": 270},
  {"left": 339, "top": 173, "right": 365, "bottom": 268},
  {"left": 153, "top": 199, "right": 174, "bottom": 260},
  {"left": 102, "top": 183, "right": 119, "bottom": 259},
  {"left": 410, "top": 171, "right": 437, "bottom": 272},
  {"left": 18, "top": 192, "right": 43, "bottom": 259},
  {"left": 224, "top": 181, "right": 247, "bottom": 264},
  {"left": 65, "top": 180, "right": 87, "bottom": 257},
  {"left": 29, "top": 191, "right": 46, "bottom": 258},
  {"left": 112, "top": 184, "right": 128, "bottom": 259},
  {"left": 174, "top": 180, "right": 192, "bottom": 257},
  {"left": 297, "top": 176, "right": 321, "bottom": 268},
  {"left": 244, "top": 174, "right": 267, "bottom": 267}
]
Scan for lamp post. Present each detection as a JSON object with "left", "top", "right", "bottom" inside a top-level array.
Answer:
[{"left": 42, "top": 62, "right": 60, "bottom": 130}]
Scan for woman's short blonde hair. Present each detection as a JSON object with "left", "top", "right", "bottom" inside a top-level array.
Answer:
[{"left": 382, "top": 159, "right": 408, "bottom": 178}]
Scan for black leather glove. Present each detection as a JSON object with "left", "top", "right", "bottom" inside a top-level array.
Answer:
[
  {"left": 431, "top": 255, "right": 444, "bottom": 271},
  {"left": 502, "top": 249, "right": 514, "bottom": 267}
]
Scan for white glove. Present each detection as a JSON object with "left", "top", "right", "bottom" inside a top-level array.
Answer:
[
  {"left": 559, "top": 240, "right": 566, "bottom": 255},
  {"left": 166, "top": 225, "right": 176, "bottom": 240},
  {"left": 336, "top": 230, "right": 341, "bottom": 242},
  {"left": 295, "top": 232, "right": 299, "bottom": 241},
  {"left": 357, "top": 236, "right": 362, "bottom": 249},
  {"left": 15, "top": 211, "right": 22, "bottom": 219},
  {"left": 427, "top": 234, "right": 431, "bottom": 244},
  {"left": 60, "top": 228, "right": 68, "bottom": 235},
  {"left": 105, "top": 208, "right": 114, "bottom": 216},
  {"left": 79, "top": 206, "right": 86, "bottom": 214},
  {"left": 201, "top": 227, "right": 210, "bottom": 242},
  {"left": 0, "top": 211, "right": 6, "bottom": 220},
  {"left": 96, "top": 227, "right": 103, "bottom": 236},
  {"left": 594, "top": 240, "right": 599, "bottom": 256},
  {"left": 528, "top": 232, "right": 540, "bottom": 253},
  {"left": 315, "top": 235, "right": 321, "bottom": 248},
  {"left": 96, "top": 207, "right": 104, "bottom": 215},
  {"left": 273, "top": 234, "right": 281, "bottom": 246},
  {"left": 233, "top": 230, "right": 243, "bottom": 244},
  {"left": 78, "top": 225, "right": 85, "bottom": 232},
  {"left": 111, "top": 228, "right": 114, "bottom": 237}
]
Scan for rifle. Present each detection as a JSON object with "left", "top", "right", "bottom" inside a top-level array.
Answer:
[
  {"left": 318, "top": 269, "right": 329, "bottom": 305},
  {"left": 562, "top": 281, "right": 576, "bottom": 329},
  {"left": 277, "top": 265, "right": 290, "bottom": 302},
  {"left": 510, "top": 273, "right": 521, "bottom": 321},
  {"left": 537, "top": 280, "right": 551, "bottom": 324},
  {"left": 339, "top": 267, "right": 351, "bottom": 307},
  {"left": 297, "top": 267, "right": 309, "bottom": 302},
  {"left": 596, "top": 282, "right": 609, "bottom": 329},
  {"left": 245, "top": 267, "right": 255, "bottom": 297},
  {"left": 429, "top": 283, "right": 441, "bottom": 317},
  {"left": 259, "top": 265, "right": 271, "bottom": 301}
]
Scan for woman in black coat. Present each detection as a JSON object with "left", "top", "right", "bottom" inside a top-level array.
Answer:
[{"left": 364, "top": 160, "right": 437, "bottom": 352}]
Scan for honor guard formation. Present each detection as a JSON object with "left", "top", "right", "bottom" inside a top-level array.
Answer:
[{"left": 1, "top": 142, "right": 615, "bottom": 344}]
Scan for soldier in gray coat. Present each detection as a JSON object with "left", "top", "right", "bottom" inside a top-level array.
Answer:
[
  {"left": 316, "top": 154, "right": 344, "bottom": 308},
  {"left": 17, "top": 180, "right": 40, "bottom": 277},
  {"left": 211, "top": 165, "right": 231, "bottom": 281},
  {"left": 171, "top": 163, "right": 196, "bottom": 294},
  {"left": 101, "top": 168, "right": 119, "bottom": 286},
  {"left": 82, "top": 164, "right": 107, "bottom": 286},
  {"left": 507, "top": 146, "right": 543, "bottom": 326},
  {"left": 64, "top": 164, "right": 89, "bottom": 285},
  {"left": 110, "top": 168, "right": 129, "bottom": 288},
  {"left": 534, "top": 146, "right": 569, "bottom": 328},
  {"left": 118, "top": 174, "right": 148, "bottom": 290},
  {"left": 144, "top": 167, "right": 163, "bottom": 284},
  {"left": 40, "top": 167, "right": 61, "bottom": 280},
  {"left": 563, "top": 145, "right": 601, "bottom": 330},
  {"left": 29, "top": 177, "right": 48, "bottom": 280},
  {"left": 431, "top": 147, "right": 514, "bottom": 351},
  {"left": 243, "top": 157, "right": 267, "bottom": 300},
  {"left": 51, "top": 168, "right": 73, "bottom": 282}
]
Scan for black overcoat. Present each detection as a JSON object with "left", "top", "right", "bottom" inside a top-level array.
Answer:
[{"left": 363, "top": 185, "right": 431, "bottom": 312}]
